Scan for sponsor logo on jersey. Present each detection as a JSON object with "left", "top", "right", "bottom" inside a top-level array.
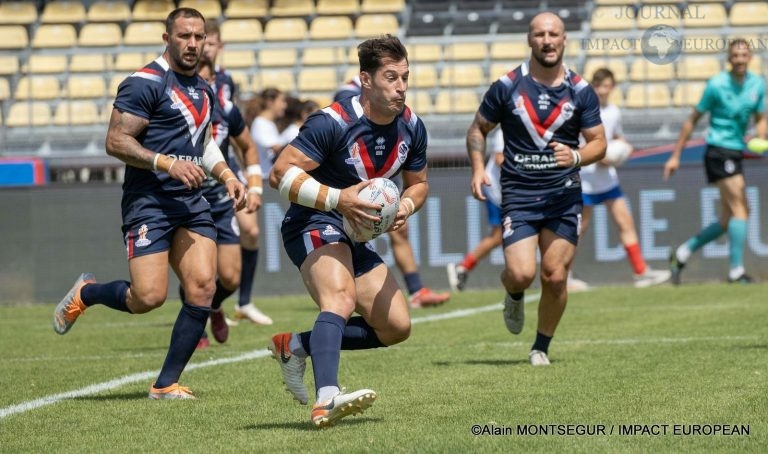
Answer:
[
  {"left": 135, "top": 224, "right": 152, "bottom": 248},
  {"left": 537, "top": 93, "right": 551, "bottom": 110},
  {"left": 375, "top": 136, "right": 386, "bottom": 156},
  {"left": 322, "top": 225, "right": 341, "bottom": 237}
]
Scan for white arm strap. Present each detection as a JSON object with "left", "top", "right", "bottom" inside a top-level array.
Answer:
[
  {"left": 202, "top": 139, "right": 226, "bottom": 175},
  {"left": 278, "top": 165, "right": 340, "bottom": 211}
]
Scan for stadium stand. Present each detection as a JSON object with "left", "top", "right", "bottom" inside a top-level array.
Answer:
[
  {"left": 15, "top": 76, "right": 60, "bottom": 101},
  {"left": 0, "top": 78, "right": 9, "bottom": 101},
  {"left": 0, "top": 1, "right": 38, "bottom": 25},
  {"left": 302, "top": 47, "right": 345, "bottom": 66},
  {"left": 409, "top": 65, "right": 438, "bottom": 89},
  {"left": 6, "top": 102, "right": 52, "bottom": 128},
  {"left": 316, "top": 0, "right": 359, "bottom": 16},
  {"left": 361, "top": 0, "right": 405, "bottom": 14},
  {"left": 179, "top": 0, "right": 223, "bottom": 18},
  {"left": 221, "top": 49, "right": 257, "bottom": 69},
  {"left": 53, "top": 100, "right": 101, "bottom": 126},
  {"left": 78, "top": 23, "right": 123, "bottom": 47},
  {"left": 309, "top": 16, "right": 354, "bottom": 40},
  {"left": 730, "top": 2, "right": 768, "bottom": 27},
  {"left": 0, "top": 25, "right": 28, "bottom": 49},
  {"left": 132, "top": 0, "right": 175, "bottom": 21},
  {"left": 113, "top": 53, "right": 146, "bottom": 72},
  {"left": 66, "top": 75, "right": 107, "bottom": 99},
  {"left": 0, "top": 54, "right": 19, "bottom": 76},
  {"left": 124, "top": 22, "right": 166, "bottom": 46},
  {"left": 355, "top": 14, "right": 400, "bottom": 38},
  {"left": 264, "top": 17, "right": 307, "bottom": 41},
  {"left": 25, "top": 55, "right": 68, "bottom": 74},
  {"left": 258, "top": 48, "right": 297, "bottom": 67},
  {"left": 40, "top": 1, "right": 87, "bottom": 24},
  {"left": 86, "top": 1, "right": 131, "bottom": 23},
  {"left": 225, "top": 0, "right": 269, "bottom": 18},
  {"left": 682, "top": 3, "right": 726, "bottom": 28},
  {"left": 32, "top": 24, "right": 77, "bottom": 48}
]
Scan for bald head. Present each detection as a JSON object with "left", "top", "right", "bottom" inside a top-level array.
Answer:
[{"left": 528, "top": 12, "right": 565, "bottom": 36}]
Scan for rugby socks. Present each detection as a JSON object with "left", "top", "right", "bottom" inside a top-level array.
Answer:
[
  {"left": 532, "top": 331, "right": 552, "bottom": 355},
  {"left": 624, "top": 243, "right": 647, "bottom": 275},
  {"left": 155, "top": 302, "right": 210, "bottom": 388},
  {"left": 296, "top": 316, "right": 386, "bottom": 356},
  {"left": 460, "top": 253, "right": 478, "bottom": 272},
  {"left": 727, "top": 218, "right": 747, "bottom": 278},
  {"left": 211, "top": 278, "right": 236, "bottom": 311},
  {"left": 309, "top": 311, "right": 345, "bottom": 393},
  {"left": 237, "top": 248, "right": 259, "bottom": 307},
  {"left": 509, "top": 291, "right": 524, "bottom": 302},
  {"left": 80, "top": 280, "right": 131, "bottom": 313},
  {"left": 403, "top": 272, "right": 423, "bottom": 295},
  {"left": 680, "top": 222, "right": 725, "bottom": 262}
]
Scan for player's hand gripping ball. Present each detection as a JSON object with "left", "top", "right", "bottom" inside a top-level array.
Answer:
[
  {"left": 603, "top": 139, "right": 633, "bottom": 166},
  {"left": 343, "top": 177, "right": 400, "bottom": 242}
]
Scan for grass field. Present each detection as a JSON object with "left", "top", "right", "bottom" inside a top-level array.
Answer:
[{"left": 1, "top": 282, "right": 765, "bottom": 453}]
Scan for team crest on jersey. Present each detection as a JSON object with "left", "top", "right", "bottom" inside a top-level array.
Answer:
[
  {"left": 135, "top": 224, "right": 152, "bottom": 248},
  {"left": 502, "top": 216, "right": 514, "bottom": 239},
  {"left": 397, "top": 141, "right": 409, "bottom": 163},
  {"left": 345, "top": 142, "right": 362, "bottom": 165},
  {"left": 561, "top": 102, "right": 575, "bottom": 120},
  {"left": 186, "top": 86, "right": 200, "bottom": 100}
]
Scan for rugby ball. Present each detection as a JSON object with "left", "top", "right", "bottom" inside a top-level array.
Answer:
[
  {"left": 342, "top": 177, "right": 400, "bottom": 242},
  {"left": 603, "top": 139, "right": 633, "bottom": 167}
]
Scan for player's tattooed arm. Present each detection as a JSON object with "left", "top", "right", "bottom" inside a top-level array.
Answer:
[
  {"left": 105, "top": 108, "right": 154, "bottom": 169},
  {"left": 465, "top": 112, "right": 497, "bottom": 201}
]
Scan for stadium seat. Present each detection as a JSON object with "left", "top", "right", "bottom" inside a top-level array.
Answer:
[
  {"left": 316, "top": 0, "right": 359, "bottom": 16},
  {"left": 629, "top": 59, "right": 674, "bottom": 81},
  {"left": 15, "top": 76, "right": 60, "bottom": 100},
  {"left": 676, "top": 56, "right": 721, "bottom": 81},
  {"left": 490, "top": 42, "right": 528, "bottom": 61},
  {"left": 625, "top": 83, "right": 670, "bottom": 108},
  {"left": 496, "top": 6, "right": 540, "bottom": 34},
  {"left": 227, "top": 71, "right": 250, "bottom": 92},
  {"left": 32, "top": 24, "right": 77, "bottom": 48},
  {"left": 408, "top": 90, "right": 433, "bottom": 115},
  {"left": 87, "top": 1, "right": 131, "bottom": 23},
  {"left": 305, "top": 94, "right": 333, "bottom": 108},
  {"left": 672, "top": 82, "right": 705, "bottom": 107},
  {"left": 489, "top": 63, "right": 513, "bottom": 81},
  {"left": 585, "top": 34, "right": 631, "bottom": 57},
  {"left": 132, "top": 0, "right": 175, "bottom": 21},
  {"left": 220, "top": 19, "right": 263, "bottom": 43},
  {"left": 0, "top": 55, "right": 19, "bottom": 76},
  {"left": 434, "top": 89, "right": 479, "bottom": 114},
  {"left": 258, "top": 48, "right": 297, "bottom": 67},
  {"left": 179, "top": 0, "right": 222, "bottom": 19},
  {"left": 347, "top": 47, "right": 358, "bottom": 64},
  {"left": 302, "top": 47, "right": 345, "bottom": 66},
  {"left": 78, "top": 23, "right": 123, "bottom": 47},
  {"left": 221, "top": 49, "right": 257, "bottom": 69},
  {"left": 225, "top": 0, "right": 269, "bottom": 18},
  {"left": 582, "top": 59, "right": 627, "bottom": 83},
  {"left": 444, "top": 42, "right": 487, "bottom": 62},
  {"left": 409, "top": 65, "right": 438, "bottom": 89},
  {"left": 114, "top": 53, "right": 146, "bottom": 72},
  {"left": 355, "top": 14, "right": 399, "bottom": 38},
  {"left": 66, "top": 76, "right": 107, "bottom": 99},
  {"left": 264, "top": 18, "right": 307, "bottom": 41},
  {"left": 452, "top": 12, "right": 494, "bottom": 35},
  {"left": 683, "top": 34, "right": 725, "bottom": 54},
  {"left": 590, "top": 6, "right": 634, "bottom": 31},
  {"left": 407, "top": 11, "right": 449, "bottom": 37},
  {"left": 749, "top": 55, "right": 762, "bottom": 75},
  {"left": 6, "top": 102, "right": 52, "bottom": 127},
  {"left": 298, "top": 68, "right": 338, "bottom": 93},
  {"left": 361, "top": 0, "right": 405, "bottom": 14},
  {"left": 124, "top": 22, "right": 165, "bottom": 46},
  {"left": 0, "top": 78, "right": 9, "bottom": 100},
  {"left": 565, "top": 40, "right": 583, "bottom": 59},
  {"left": 25, "top": 55, "right": 68, "bottom": 75},
  {"left": 70, "top": 54, "right": 114, "bottom": 73},
  {"left": 608, "top": 84, "right": 624, "bottom": 107},
  {"left": 682, "top": 3, "right": 726, "bottom": 28},
  {"left": 730, "top": 3, "right": 768, "bottom": 27},
  {"left": 0, "top": 2, "right": 38, "bottom": 25},
  {"left": 309, "top": 16, "right": 354, "bottom": 40},
  {"left": 40, "top": 1, "right": 86, "bottom": 24},
  {"left": 439, "top": 65, "right": 485, "bottom": 88},
  {"left": 109, "top": 74, "right": 127, "bottom": 97},
  {"left": 54, "top": 100, "right": 101, "bottom": 126},
  {"left": 270, "top": 0, "right": 315, "bottom": 17},
  {"left": 257, "top": 70, "right": 296, "bottom": 92},
  {"left": 636, "top": 4, "right": 680, "bottom": 29},
  {"left": 409, "top": 44, "right": 442, "bottom": 63}
]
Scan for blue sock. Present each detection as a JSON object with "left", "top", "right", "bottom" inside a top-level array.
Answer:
[
  {"left": 727, "top": 218, "right": 747, "bottom": 270},
  {"left": 155, "top": 302, "right": 210, "bottom": 388},
  {"left": 403, "top": 272, "right": 423, "bottom": 295},
  {"left": 297, "top": 316, "right": 386, "bottom": 354},
  {"left": 309, "top": 311, "right": 345, "bottom": 391},
  {"left": 238, "top": 248, "right": 259, "bottom": 307},
  {"left": 211, "top": 279, "right": 235, "bottom": 310},
  {"left": 685, "top": 222, "right": 725, "bottom": 253},
  {"left": 80, "top": 280, "right": 131, "bottom": 313},
  {"left": 532, "top": 331, "right": 552, "bottom": 354}
]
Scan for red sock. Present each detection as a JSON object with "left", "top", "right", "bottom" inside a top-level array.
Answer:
[
  {"left": 624, "top": 243, "right": 646, "bottom": 275},
  {"left": 460, "top": 253, "right": 478, "bottom": 271}
]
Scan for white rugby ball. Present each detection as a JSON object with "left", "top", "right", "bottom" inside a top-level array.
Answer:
[
  {"left": 603, "top": 139, "right": 633, "bottom": 167},
  {"left": 343, "top": 177, "right": 400, "bottom": 242}
]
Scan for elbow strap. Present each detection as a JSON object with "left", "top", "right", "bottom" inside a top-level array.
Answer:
[
  {"left": 202, "top": 140, "right": 226, "bottom": 175},
  {"left": 278, "top": 166, "right": 340, "bottom": 211}
]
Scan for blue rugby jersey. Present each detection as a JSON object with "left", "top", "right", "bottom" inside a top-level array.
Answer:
[{"left": 114, "top": 56, "right": 215, "bottom": 194}]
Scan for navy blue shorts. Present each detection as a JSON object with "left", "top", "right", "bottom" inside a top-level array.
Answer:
[
  {"left": 582, "top": 185, "right": 624, "bottom": 206},
  {"left": 122, "top": 191, "right": 216, "bottom": 259},
  {"left": 501, "top": 190, "right": 582, "bottom": 247},
  {"left": 211, "top": 202, "right": 240, "bottom": 245},
  {"left": 281, "top": 206, "right": 383, "bottom": 277}
]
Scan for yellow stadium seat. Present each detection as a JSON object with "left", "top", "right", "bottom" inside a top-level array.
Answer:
[
  {"left": 489, "top": 63, "right": 513, "bottom": 81},
  {"left": 408, "top": 91, "right": 433, "bottom": 115},
  {"left": 32, "top": 24, "right": 77, "bottom": 48},
  {"left": 682, "top": 3, "right": 726, "bottom": 28},
  {"left": 677, "top": 56, "right": 721, "bottom": 81},
  {"left": 87, "top": 1, "right": 131, "bottom": 23},
  {"left": 40, "top": 1, "right": 86, "bottom": 24},
  {"left": 0, "top": 78, "right": 9, "bottom": 100},
  {"left": 444, "top": 42, "right": 487, "bottom": 62},
  {"left": 225, "top": 0, "right": 269, "bottom": 18},
  {"left": 25, "top": 55, "right": 68, "bottom": 74},
  {"left": 54, "top": 100, "right": 101, "bottom": 126},
  {"left": 490, "top": 41, "right": 528, "bottom": 61},
  {"left": 15, "top": 76, "right": 60, "bottom": 100},
  {"left": 78, "top": 23, "right": 123, "bottom": 47},
  {"left": 347, "top": 47, "right": 358, "bottom": 64},
  {"left": 316, "top": 0, "right": 359, "bottom": 16},
  {"left": 590, "top": 6, "right": 634, "bottom": 31},
  {"left": 220, "top": 49, "right": 257, "bottom": 69},
  {"left": 342, "top": 67, "right": 359, "bottom": 83},
  {"left": 227, "top": 71, "right": 249, "bottom": 91},
  {"left": 309, "top": 16, "right": 353, "bottom": 40},
  {"left": 179, "top": 0, "right": 222, "bottom": 19},
  {"left": 109, "top": 74, "right": 128, "bottom": 97},
  {"left": 0, "top": 26, "right": 28, "bottom": 49},
  {"left": 682, "top": 34, "right": 725, "bottom": 54},
  {"left": 0, "top": 55, "right": 19, "bottom": 76},
  {"left": 302, "top": 47, "right": 345, "bottom": 66},
  {"left": 124, "top": 22, "right": 165, "bottom": 46},
  {"left": 259, "top": 48, "right": 297, "bottom": 67},
  {"left": 625, "top": 83, "right": 670, "bottom": 108},
  {"left": 582, "top": 59, "right": 627, "bottom": 83},
  {"left": 748, "top": 55, "right": 762, "bottom": 75},
  {"left": 609, "top": 85, "right": 624, "bottom": 107},
  {"left": 271, "top": 0, "right": 315, "bottom": 17},
  {"left": 439, "top": 65, "right": 485, "bottom": 88},
  {"left": 66, "top": 76, "right": 107, "bottom": 99},
  {"left": 220, "top": 19, "right": 263, "bottom": 43},
  {"left": 409, "top": 44, "right": 442, "bottom": 63},
  {"left": 672, "top": 82, "right": 705, "bottom": 107},
  {"left": 264, "top": 18, "right": 307, "bottom": 41},
  {"left": 361, "top": 0, "right": 404, "bottom": 14},
  {"left": 409, "top": 65, "right": 438, "bottom": 89},
  {"left": 305, "top": 93, "right": 333, "bottom": 108},
  {"left": 132, "top": 0, "right": 174, "bottom": 21},
  {"left": 257, "top": 70, "right": 296, "bottom": 92},
  {"left": 114, "top": 53, "right": 146, "bottom": 72},
  {"left": 70, "top": 54, "right": 113, "bottom": 73},
  {"left": 355, "top": 14, "right": 399, "bottom": 38},
  {"left": 6, "top": 102, "right": 52, "bottom": 127},
  {"left": 434, "top": 90, "right": 479, "bottom": 114},
  {"left": 730, "top": 3, "right": 768, "bottom": 27},
  {"left": 629, "top": 59, "right": 674, "bottom": 81},
  {"left": 298, "top": 68, "right": 338, "bottom": 93},
  {"left": 0, "top": 2, "right": 37, "bottom": 25}
]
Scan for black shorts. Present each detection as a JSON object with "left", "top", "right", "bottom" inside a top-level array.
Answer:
[{"left": 704, "top": 145, "right": 743, "bottom": 183}]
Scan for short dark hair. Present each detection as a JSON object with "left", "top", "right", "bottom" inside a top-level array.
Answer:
[
  {"left": 591, "top": 67, "right": 615, "bottom": 85},
  {"left": 729, "top": 38, "right": 750, "bottom": 52},
  {"left": 205, "top": 20, "right": 221, "bottom": 37},
  {"left": 165, "top": 7, "right": 205, "bottom": 35},
  {"left": 196, "top": 55, "right": 214, "bottom": 75},
  {"left": 358, "top": 34, "right": 408, "bottom": 74},
  {"left": 259, "top": 87, "right": 283, "bottom": 111}
]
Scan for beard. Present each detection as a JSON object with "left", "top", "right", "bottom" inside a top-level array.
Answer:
[
  {"left": 533, "top": 48, "right": 563, "bottom": 68},
  {"left": 170, "top": 47, "right": 200, "bottom": 72}
]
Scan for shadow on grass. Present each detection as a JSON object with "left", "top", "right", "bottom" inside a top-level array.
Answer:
[
  {"left": 433, "top": 359, "right": 532, "bottom": 367},
  {"left": 74, "top": 391, "right": 149, "bottom": 401},
  {"left": 245, "top": 417, "right": 381, "bottom": 431},
  {"left": 742, "top": 343, "right": 768, "bottom": 350}
]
